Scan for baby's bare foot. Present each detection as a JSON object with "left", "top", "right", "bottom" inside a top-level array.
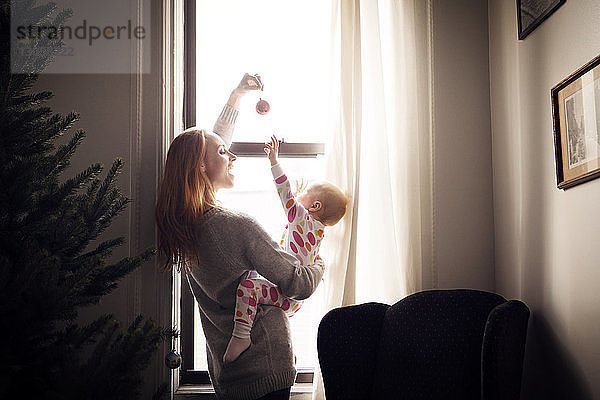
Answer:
[{"left": 223, "top": 336, "right": 251, "bottom": 363}]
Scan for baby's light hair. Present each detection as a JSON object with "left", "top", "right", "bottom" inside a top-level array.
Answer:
[{"left": 311, "top": 182, "right": 348, "bottom": 226}]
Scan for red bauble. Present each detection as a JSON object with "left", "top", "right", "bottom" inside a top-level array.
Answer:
[{"left": 256, "top": 99, "right": 270, "bottom": 115}]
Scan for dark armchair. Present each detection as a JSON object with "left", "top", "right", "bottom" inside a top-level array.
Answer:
[{"left": 317, "top": 289, "right": 529, "bottom": 400}]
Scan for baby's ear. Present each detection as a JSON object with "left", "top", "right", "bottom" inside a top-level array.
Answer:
[{"left": 311, "top": 201, "right": 323, "bottom": 211}]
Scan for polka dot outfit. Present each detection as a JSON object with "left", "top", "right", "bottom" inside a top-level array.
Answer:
[{"left": 231, "top": 163, "right": 325, "bottom": 340}]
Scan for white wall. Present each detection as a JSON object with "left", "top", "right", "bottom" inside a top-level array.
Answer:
[
  {"left": 429, "top": 0, "right": 495, "bottom": 291},
  {"left": 489, "top": 0, "right": 600, "bottom": 398}
]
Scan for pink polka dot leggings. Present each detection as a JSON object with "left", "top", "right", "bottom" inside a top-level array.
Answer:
[{"left": 232, "top": 277, "right": 302, "bottom": 339}]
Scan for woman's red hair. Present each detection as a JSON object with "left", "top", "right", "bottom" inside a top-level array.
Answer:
[{"left": 155, "top": 128, "right": 216, "bottom": 271}]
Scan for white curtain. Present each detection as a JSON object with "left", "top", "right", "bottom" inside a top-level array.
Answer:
[{"left": 313, "top": 0, "right": 430, "bottom": 398}]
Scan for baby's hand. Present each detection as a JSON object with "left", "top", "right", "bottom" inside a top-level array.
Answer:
[
  {"left": 264, "top": 135, "right": 280, "bottom": 166},
  {"left": 294, "top": 178, "right": 307, "bottom": 196}
]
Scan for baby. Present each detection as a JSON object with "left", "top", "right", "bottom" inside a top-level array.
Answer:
[{"left": 223, "top": 135, "right": 348, "bottom": 363}]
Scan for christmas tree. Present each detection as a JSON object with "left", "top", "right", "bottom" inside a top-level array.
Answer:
[{"left": 0, "top": 1, "right": 170, "bottom": 398}]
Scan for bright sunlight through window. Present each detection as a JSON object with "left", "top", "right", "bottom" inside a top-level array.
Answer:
[{"left": 193, "top": 0, "right": 334, "bottom": 371}]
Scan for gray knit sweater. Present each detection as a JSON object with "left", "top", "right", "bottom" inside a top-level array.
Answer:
[
  {"left": 184, "top": 208, "right": 325, "bottom": 399},
  {"left": 183, "top": 104, "right": 325, "bottom": 399}
]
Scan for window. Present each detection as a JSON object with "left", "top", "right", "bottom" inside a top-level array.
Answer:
[{"left": 180, "top": 0, "right": 334, "bottom": 386}]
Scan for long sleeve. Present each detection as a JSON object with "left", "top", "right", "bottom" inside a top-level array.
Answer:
[
  {"left": 271, "top": 163, "right": 308, "bottom": 224},
  {"left": 199, "top": 210, "right": 325, "bottom": 301},
  {"left": 212, "top": 103, "right": 239, "bottom": 148},
  {"left": 240, "top": 216, "right": 324, "bottom": 300}
]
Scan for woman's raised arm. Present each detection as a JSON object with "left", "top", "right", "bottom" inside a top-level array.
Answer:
[{"left": 213, "top": 73, "right": 264, "bottom": 147}]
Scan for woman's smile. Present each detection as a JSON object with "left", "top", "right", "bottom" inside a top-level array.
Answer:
[{"left": 204, "top": 132, "right": 237, "bottom": 190}]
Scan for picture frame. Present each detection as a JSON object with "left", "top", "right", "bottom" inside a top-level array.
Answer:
[
  {"left": 517, "top": 0, "right": 565, "bottom": 40},
  {"left": 551, "top": 54, "right": 600, "bottom": 190}
]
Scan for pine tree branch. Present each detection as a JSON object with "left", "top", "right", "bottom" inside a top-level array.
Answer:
[
  {"left": 70, "top": 238, "right": 124, "bottom": 266},
  {"left": 91, "top": 158, "right": 124, "bottom": 216},
  {"left": 49, "top": 127, "right": 84, "bottom": 176},
  {"left": 86, "top": 177, "right": 101, "bottom": 198},
  {"left": 44, "top": 111, "right": 78, "bottom": 138},
  {"left": 32, "top": 111, "right": 78, "bottom": 150},
  {"left": 60, "top": 158, "right": 129, "bottom": 257},
  {"left": 9, "top": 106, "right": 53, "bottom": 134},
  {"left": 79, "top": 247, "right": 156, "bottom": 302},
  {"left": 14, "top": 1, "right": 55, "bottom": 27},
  {"left": 22, "top": 162, "right": 102, "bottom": 229},
  {"left": 7, "top": 90, "right": 53, "bottom": 111},
  {"left": 57, "top": 164, "right": 104, "bottom": 201},
  {"left": 94, "top": 196, "right": 129, "bottom": 236},
  {"left": 64, "top": 189, "right": 128, "bottom": 258}
]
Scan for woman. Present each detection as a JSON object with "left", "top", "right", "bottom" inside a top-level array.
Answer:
[{"left": 155, "top": 74, "right": 324, "bottom": 400}]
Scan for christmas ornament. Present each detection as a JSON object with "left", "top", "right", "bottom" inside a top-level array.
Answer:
[
  {"left": 164, "top": 328, "right": 182, "bottom": 369},
  {"left": 256, "top": 98, "right": 270, "bottom": 115},
  {"left": 165, "top": 349, "right": 182, "bottom": 369},
  {"left": 256, "top": 84, "right": 270, "bottom": 115}
]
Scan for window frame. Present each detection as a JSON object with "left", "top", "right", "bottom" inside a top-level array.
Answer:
[{"left": 179, "top": 0, "right": 324, "bottom": 386}]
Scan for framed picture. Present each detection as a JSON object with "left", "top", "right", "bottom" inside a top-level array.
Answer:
[
  {"left": 517, "top": 0, "right": 565, "bottom": 40},
  {"left": 551, "top": 54, "right": 600, "bottom": 190}
]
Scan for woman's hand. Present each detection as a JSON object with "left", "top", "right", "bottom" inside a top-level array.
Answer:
[
  {"left": 264, "top": 134, "right": 279, "bottom": 166},
  {"left": 227, "top": 73, "right": 264, "bottom": 108},
  {"left": 234, "top": 73, "right": 264, "bottom": 95}
]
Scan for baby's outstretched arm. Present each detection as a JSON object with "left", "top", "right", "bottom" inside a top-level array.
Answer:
[{"left": 265, "top": 135, "right": 308, "bottom": 224}]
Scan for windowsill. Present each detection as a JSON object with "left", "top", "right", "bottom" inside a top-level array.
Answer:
[{"left": 174, "top": 382, "right": 313, "bottom": 399}]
